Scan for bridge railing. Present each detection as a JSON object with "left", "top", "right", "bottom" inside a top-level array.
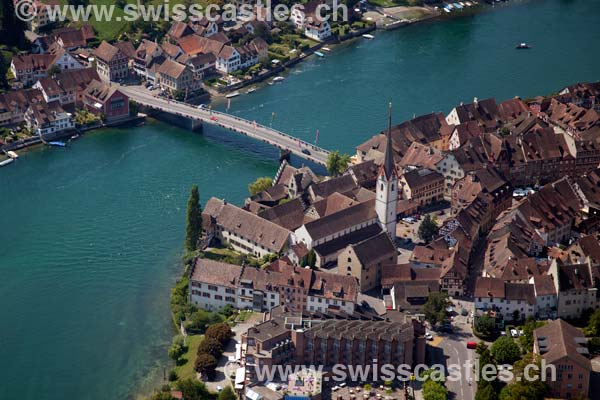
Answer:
[{"left": 151, "top": 97, "right": 330, "bottom": 155}]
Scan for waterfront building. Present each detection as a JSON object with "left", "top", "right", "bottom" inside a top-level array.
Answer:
[
  {"left": 203, "top": 197, "right": 292, "bottom": 258},
  {"left": 188, "top": 258, "right": 358, "bottom": 314},
  {"left": 24, "top": 101, "right": 74, "bottom": 137},
  {"left": 82, "top": 80, "right": 130, "bottom": 122},
  {"left": 0, "top": 89, "right": 45, "bottom": 126}
]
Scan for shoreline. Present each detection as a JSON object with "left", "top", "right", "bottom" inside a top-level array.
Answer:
[
  {"left": 0, "top": 115, "right": 145, "bottom": 161},
  {"left": 211, "top": 2, "right": 494, "bottom": 98}
]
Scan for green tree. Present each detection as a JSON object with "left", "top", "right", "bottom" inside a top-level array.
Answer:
[
  {"left": 418, "top": 214, "right": 439, "bottom": 243},
  {"left": 205, "top": 322, "right": 234, "bottom": 345},
  {"left": 197, "top": 337, "right": 224, "bottom": 359},
  {"left": 185, "top": 185, "right": 202, "bottom": 252},
  {"left": 218, "top": 386, "right": 237, "bottom": 400},
  {"left": 168, "top": 343, "right": 184, "bottom": 361},
  {"left": 326, "top": 150, "right": 351, "bottom": 177},
  {"left": 519, "top": 318, "right": 545, "bottom": 352},
  {"left": 499, "top": 356, "right": 549, "bottom": 400},
  {"left": 306, "top": 249, "right": 317, "bottom": 269},
  {"left": 422, "top": 380, "right": 447, "bottom": 400},
  {"left": 194, "top": 353, "right": 218, "bottom": 379},
  {"left": 490, "top": 336, "right": 521, "bottom": 365},
  {"left": 175, "top": 378, "right": 213, "bottom": 400},
  {"left": 584, "top": 309, "right": 600, "bottom": 337},
  {"left": 423, "top": 292, "right": 451, "bottom": 326},
  {"left": 474, "top": 315, "right": 496, "bottom": 339},
  {"left": 47, "top": 64, "right": 61, "bottom": 76},
  {"left": 185, "top": 310, "right": 223, "bottom": 333},
  {"left": 476, "top": 382, "right": 498, "bottom": 400},
  {"left": 248, "top": 177, "right": 273, "bottom": 195}
]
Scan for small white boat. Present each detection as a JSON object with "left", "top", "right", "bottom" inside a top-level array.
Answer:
[
  {"left": 322, "top": 47, "right": 331, "bottom": 52},
  {"left": 246, "top": 87, "right": 256, "bottom": 94},
  {"left": 0, "top": 158, "right": 14, "bottom": 167},
  {"left": 362, "top": 34, "right": 375, "bottom": 40},
  {"left": 7, "top": 151, "right": 18, "bottom": 159},
  {"left": 314, "top": 51, "right": 325, "bottom": 58},
  {"left": 225, "top": 91, "right": 240, "bottom": 98},
  {"left": 272, "top": 76, "right": 285, "bottom": 83}
]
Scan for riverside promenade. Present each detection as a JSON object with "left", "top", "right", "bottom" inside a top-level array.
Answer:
[{"left": 119, "top": 85, "right": 330, "bottom": 166}]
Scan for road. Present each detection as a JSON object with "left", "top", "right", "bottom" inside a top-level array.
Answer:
[
  {"left": 428, "top": 305, "right": 476, "bottom": 400},
  {"left": 118, "top": 85, "right": 330, "bottom": 166}
]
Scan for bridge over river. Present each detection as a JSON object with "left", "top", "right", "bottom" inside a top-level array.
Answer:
[{"left": 119, "top": 86, "right": 331, "bottom": 166}]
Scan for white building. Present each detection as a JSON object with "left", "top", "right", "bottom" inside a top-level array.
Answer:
[
  {"left": 189, "top": 258, "right": 358, "bottom": 314},
  {"left": 474, "top": 277, "right": 536, "bottom": 321},
  {"left": 25, "top": 102, "right": 74, "bottom": 137},
  {"left": 203, "top": 198, "right": 292, "bottom": 258}
]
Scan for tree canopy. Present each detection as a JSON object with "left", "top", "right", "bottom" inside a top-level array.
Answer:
[
  {"left": 205, "top": 322, "right": 234, "bottom": 346},
  {"left": 217, "top": 386, "right": 237, "bottom": 400},
  {"left": 423, "top": 292, "right": 451, "bottom": 326},
  {"left": 194, "top": 353, "right": 218, "bottom": 379},
  {"left": 584, "top": 309, "right": 600, "bottom": 337},
  {"left": 185, "top": 185, "right": 202, "bottom": 252},
  {"left": 197, "top": 337, "right": 224, "bottom": 359},
  {"left": 326, "top": 151, "right": 351, "bottom": 177},
  {"left": 248, "top": 177, "right": 273, "bottom": 195},
  {"left": 418, "top": 214, "right": 439, "bottom": 243},
  {"left": 422, "top": 380, "right": 447, "bottom": 400},
  {"left": 490, "top": 336, "right": 521, "bottom": 365}
]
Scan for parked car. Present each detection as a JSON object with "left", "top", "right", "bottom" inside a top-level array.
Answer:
[
  {"left": 302, "top": 149, "right": 311, "bottom": 155},
  {"left": 467, "top": 341, "right": 477, "bottom": 349},
  {"left": 510, "top": 329, "right": 519, "bottom": 338}
]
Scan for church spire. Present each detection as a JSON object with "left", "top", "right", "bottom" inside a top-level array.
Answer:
[{"left": 382, "top": 101, "right": 395, "bottom": 180}]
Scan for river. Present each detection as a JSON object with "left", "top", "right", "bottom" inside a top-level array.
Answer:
[{"left": 1, "top": 1, "right": 599, "bottom": 399}]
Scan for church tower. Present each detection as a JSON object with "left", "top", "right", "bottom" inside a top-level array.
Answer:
[{"left": 376, "top": 102, "right": 398, "bottom": 241}]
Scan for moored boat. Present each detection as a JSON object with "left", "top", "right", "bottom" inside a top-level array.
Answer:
[
  {"left": 516, "top": 42, "right": 531, "bottom": 49},
  {"left": 246, "top": 87, "right": 256, "bottom": 94},
  {"left": 48, "top": 141, "right": 67, "bottom": 147},
  {"left": 225, "top": 91, "right": 240, "bottom": 98},
  {"left": 362, "top": 34, "right": 375, "bottom": 40},
  {"left": 272, "top": 76, "right": 285, "bottom": 83},
  {"left": 314, "top": 51, "right": 325, "bottom": 58}
]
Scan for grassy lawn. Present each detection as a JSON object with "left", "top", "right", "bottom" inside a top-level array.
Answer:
[
  {"left": 236, "top": 310, "right": 253, "bottom": 323},
  {"left": 173, "top": 334, "right": 203, "bottom": 381}
]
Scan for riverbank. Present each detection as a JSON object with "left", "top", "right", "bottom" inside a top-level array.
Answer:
[
  {"left": 0, "top": 114, "right": 145, "bottom": 159},
  {"left": 211, "top": 1, "right": 491, "bottom": 96}
]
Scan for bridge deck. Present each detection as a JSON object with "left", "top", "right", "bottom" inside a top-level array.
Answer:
[{"left": 119, "top": 86, "right": 330, "bottom": 166}]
